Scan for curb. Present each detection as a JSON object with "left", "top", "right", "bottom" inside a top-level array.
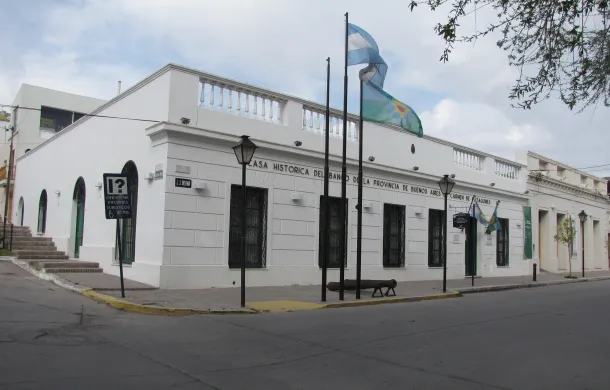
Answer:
[
  {"left": 322, "top": 291, "right": 462, "bottom": 309},
  {"left": 83, "top": 290, "right": 259, "bottom": 316},
  {"left": 455, "top": 275, "right": 610, "bottom": 294},
  {"left": 9, "top": 257, "right": 90, "bottom": 294}
]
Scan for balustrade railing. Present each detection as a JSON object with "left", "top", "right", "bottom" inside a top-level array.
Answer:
[
  {"left": 495, "top": 160, "right": 520, "bottom": 180},
  {"left": 453, "top": 148, "right": 484, "bottom": 171},
  {"left": 199, "top": 79, "right": 285, "bottom": 124},
  {"left": 302, "top": 105, "right": 358, "bottom": 142}
]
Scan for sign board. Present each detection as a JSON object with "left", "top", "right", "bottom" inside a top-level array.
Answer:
[
  {"left": 175, "top": 178, "right": 192, "bottom": 188},
  {"left": 453, "top": 212, "right": 470, "bottom": 229},
  {"left": 103, "top": 173, "right": 132, "bottom": 220}
]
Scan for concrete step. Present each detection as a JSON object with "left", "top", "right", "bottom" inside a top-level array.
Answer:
[
  {"left": 11, "top": 245, "right": 57, "bottom": 251},
  {"left": 17, "top": 254, "right": 69, "bottom": 260},
  {"left": 45, "top": 268, "right": 103, "bottom": 274},
  {"left": 10, "top": 236, "right": 53, "bottom": 243},
  {"left": 39, "top": 261, "right": 99, "bottom": 269},
  {"left": 13, "top": 249, "right": 67, "bottom": 257},
  {"left": 1, "top": 231, "right": 35, "bottom": 237}
]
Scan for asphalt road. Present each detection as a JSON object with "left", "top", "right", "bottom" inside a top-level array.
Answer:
[{"left": 1, "top": 262, "right": 610, "bottom": 390}]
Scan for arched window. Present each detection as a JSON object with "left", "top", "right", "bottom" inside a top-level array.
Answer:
[
  {"left": 73, "top": 178, "right": 86, "bottom": 258},
  {"left": 37, "top": 190, "right": 47, "bottom": 233},
  {"left": 119, "top": 161, "right": 138, "bottom": 264}
]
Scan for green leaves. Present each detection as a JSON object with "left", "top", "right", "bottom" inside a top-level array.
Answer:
[{"left": 410, "top": 0, "right": 610, "bottom": 111}]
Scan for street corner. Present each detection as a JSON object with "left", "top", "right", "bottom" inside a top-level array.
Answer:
[
  {"left": 322, "top": 291, "right": 462, "bottom": 309},
  {"left": 247, "top": 300, "right": 326, "bottom": 313},
  {"left": 82, "top": 290, "right": 258, "bottom": 316}
]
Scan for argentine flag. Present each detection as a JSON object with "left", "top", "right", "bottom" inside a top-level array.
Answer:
[
  {"left": 347, "top": 23, "right": 387, "bottom": 88},
  {"left": 347, "top": 22, "right": 423, "bottom": 137}
]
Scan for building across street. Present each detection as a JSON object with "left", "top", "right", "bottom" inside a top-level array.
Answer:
[
  {"left": 0, "top": 84, "right": 105, "bottom": 224},
  {"left": 7, "top": 64, "right": 610, "bottom": 289}
]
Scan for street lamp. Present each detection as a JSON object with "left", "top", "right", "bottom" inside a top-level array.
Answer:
[
  {"left": 438, "top": 174, "right": 456, "bottom": 293},
  {"left": 578, "top": 210, "right": 588, "bottom": 278},
  {"left": 232, "top": 135, "right": 258, "bottom": 308}
]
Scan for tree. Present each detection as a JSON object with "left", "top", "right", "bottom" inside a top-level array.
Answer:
[
  {"left": 410, "top": 0, "right": 610, "bottom": 112},
  {"left": 554, "top": 216, "right": 577, "bottom": 276}
]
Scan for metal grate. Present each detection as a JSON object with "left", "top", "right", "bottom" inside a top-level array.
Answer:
[
  {"left": 318, "top": 196, "right": 348, "bottom": 268},
  {"left": 496, "top": 218, "right": 510, "bottom": 266},
  {"left": 229, "top": 185, "right": 268, "bottom": 269},
  {"left": 383, "top": 204, "right": 405, "bottom": 268},
  {"left": 117, "top": 162, "right": 138, "bottom": 264},
  {"left": 428, "top": 209, "right": 444, "bottom": 267}
]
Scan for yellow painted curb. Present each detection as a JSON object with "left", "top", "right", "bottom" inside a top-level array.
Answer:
[
  {"left": 248, "top": 300, "right": 326, "bottom": 312},
  {"left": 82, "top": 290, "right": 258, "bottom": 316},
  {"left": 322, "top": 291, "right": 462, "bottom": 309}
]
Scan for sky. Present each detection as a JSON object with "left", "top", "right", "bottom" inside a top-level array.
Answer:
[{"left": 1, "top": 0, "right": 609, "bottom": 176}]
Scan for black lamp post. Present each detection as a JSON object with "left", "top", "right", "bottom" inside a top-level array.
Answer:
[
  {"left": 578, "top": 210, "right": 588, "bottom": 278},
  {"left": 438, "top": 174, "right": 456, "bottom": 292},
  {"left": 232, "top": 135, "right": 258, "bottom": 308}
]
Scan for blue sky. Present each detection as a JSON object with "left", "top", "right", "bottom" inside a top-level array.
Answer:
[{"left": 1, "top": 0, "right": 609, "bottom": 176}]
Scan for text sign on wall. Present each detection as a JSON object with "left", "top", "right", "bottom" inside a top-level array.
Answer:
[
  {"left": 103, "top": 173, "right": 132, "bottom": 220},
  {"left": 453, "top": 212, "right": 470, "bottom": 229},
  {"left": 249, "top": 159, "right": 493, "bottom": 204},
  {"left": 175, "top": 178, "right": 192, "bottom": 188}
]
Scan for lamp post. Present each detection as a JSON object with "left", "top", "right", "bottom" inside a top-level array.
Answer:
[
  {"left": 438, "top": 174, "right": 456, "bottom": 293},
  {"left": 232, "top": 135, "right": 258, "bottom": 308},
  {"left": 578, "top": 210, "right": 588, "bottom": 278}
]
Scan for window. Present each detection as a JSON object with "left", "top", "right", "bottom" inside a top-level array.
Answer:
[
  {"left": 229, "top": 185, "right": 268, "bottom": 269},
  {"left": 428, "top": 209, "right": 444, "bottom": 267},
  {"left": 383, "top": 204, "right": 405, "bottom": 268},
  {"left": 40, "top": 106, "right": 87, "bottom": 132},
  {"left": 496, "top": 218, "right": 510, "bottom": 266},
  {"left": 318, "top": 196, "right": 348, "bottom": 268}
]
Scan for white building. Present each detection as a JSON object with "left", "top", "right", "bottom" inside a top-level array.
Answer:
[
  {"left": 519, "top": 151, "right": 609, "bottom": 274},
  {"left": 12, "top": 64, "right": 549, "bottom": 289},
  {"left": 0, "top": 84, "right": 105, "bottom": 222}
]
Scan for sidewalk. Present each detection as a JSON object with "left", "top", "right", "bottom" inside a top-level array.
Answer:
[
  {"left": 8, "top": 254, "right": 610, "bottom": 314},
  {"left": 83, "top": 269, "right": 610, "bottom": 313}
]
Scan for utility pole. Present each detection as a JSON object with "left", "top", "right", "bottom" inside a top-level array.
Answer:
[{"left": 3, "top": 123, "right": 14, "bottom": 242}]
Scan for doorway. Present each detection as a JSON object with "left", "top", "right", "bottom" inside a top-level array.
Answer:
[
  {"left": 119, "top": 161, "right": 138, "bottom": 264},
  {"left": 593, "top": 220, "right": 600, "bottom": 269},
  {"left": 538, "top": 209, "right": 549, "bottom": 270},
  {"left": 73, "top": 178, "right": 86, "bottom": 259},
  {"left": 16, "top": 197, "right": 24, "bottom": 226},
  {"left": 556, "top": 213, "right": 568, "bottom": 270},
  {"left": 465, "top": 216, "right": 477, "bottom": 276},
  {"left": 37, "top": 190, "right": 47, "bottom": 234}
]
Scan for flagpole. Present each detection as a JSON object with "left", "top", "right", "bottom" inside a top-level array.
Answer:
[
  {"left": 339, "top": 11, "right": 349, "bottom": 301},
  {"left": 321, "top": 57, "right": 331, "bottom": 302},
  {"left": 356, "top": 78, "right": 363, "bottom": 299}
]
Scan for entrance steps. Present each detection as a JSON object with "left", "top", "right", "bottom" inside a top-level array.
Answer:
[{"left": 2, "top": 226, "right": 103, "bottom": 274}]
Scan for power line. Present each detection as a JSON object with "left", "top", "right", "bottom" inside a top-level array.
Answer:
[{"left": 0, "top": 105, "right": 161, "bottom": 124}]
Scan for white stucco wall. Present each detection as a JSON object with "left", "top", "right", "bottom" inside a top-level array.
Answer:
[
  {"left": 12, "top": 71, "right": 172, "bottom": 287},
  {"left": 157, "top": 127, "right": 530, "bottom": 289},
  {"left": 527, "top": 180, "right": 609, "bottom": 273}
]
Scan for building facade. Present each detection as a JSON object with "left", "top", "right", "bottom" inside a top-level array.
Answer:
[
  {"left": 0, "top": 84, "right": 105, "bottom": 222},
  {"left": 10, "top": 64, "right": 576, "bottom": 289},
  {"left": 519, "top": 151, "right": 610, "bottom": 274}
]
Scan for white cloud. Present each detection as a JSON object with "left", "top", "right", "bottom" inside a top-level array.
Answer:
[
  {"left": 420, "top": 99, "right": 553, "bottom": 159},
  {"left": 1, "top": 0, "right": 609, "bottom": 175}
]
